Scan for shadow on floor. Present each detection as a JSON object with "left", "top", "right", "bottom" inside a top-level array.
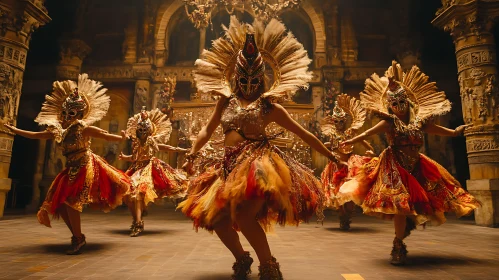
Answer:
[
  {"left": 324, "top": 226, "right": 381, "bottom": 234},
  {"left": 374, "top": 254, "right": 487, "bottom": 268},
  {"left": 193, "top": 273, "right": 237, "bottom": 280},
  {"left": 107, "top": 229, "right": 177, "bottom": 236},
  {"left": 22, "top": 242, "right": 112, "bottom": 255}
]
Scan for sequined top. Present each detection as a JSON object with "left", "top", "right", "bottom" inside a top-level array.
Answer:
[
  {"left": 220, "top": 96, "right": 271, "bottom": 140},
  {"left": 131, "top": 138, "right": 156, "bottom": 168},
  {"left": 52, "top": 122, "right": 92, "bottom": 168},
  {"left": 385, "top": 117, "right": 424, "bottom": 172}
]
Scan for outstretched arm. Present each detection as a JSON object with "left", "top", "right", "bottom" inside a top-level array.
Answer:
[
  {"left": 84, "top": 126, "right": 125, "bottom": 142},
  {"left": 187, "top": 97, "right": 225, "bottom": 156},
  {"left": 342, "top": 120, "right": 390, "bottom": 146},
  {"left": 424, "top": 123, "right": 470, "bottom": 137},
  {"left": 3, "top": 124, "right": 53, "bottom": 140},
  {"left": 158, "top": 144, "right": 188, "bottom": 153},
  {"left": 270, "top": 104, "right": 336, "bottom": 161}
]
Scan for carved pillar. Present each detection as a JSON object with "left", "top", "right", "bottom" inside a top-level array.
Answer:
[
  {"left": 133, "top": 64, "right": 152, "bottom": 113},
  {"left": 0, "top": 1, "right": 50, "bottom": 217},
  {"left": 199, "top": 27, "right": 206, "bottom": 55},
  {"left": 56, "top": 38, "right": 91, "bottom": 80},
  {"left": 324, "top": 0, "right": 341, "bottom": 66},
  {"left": 433, "top": 0, "right": 499, "bottom": 227}
]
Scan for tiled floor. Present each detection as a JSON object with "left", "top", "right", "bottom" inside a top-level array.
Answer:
[{"left": 0, "top": 204, "right": 497, "bottom": 280}]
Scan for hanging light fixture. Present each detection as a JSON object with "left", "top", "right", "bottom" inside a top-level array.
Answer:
[{"left": 183, "top": 0, "right": 303, "bottom": 29}]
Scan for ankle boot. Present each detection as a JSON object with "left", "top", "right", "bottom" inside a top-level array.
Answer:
[
  {"left": 130, "top": 221, "right": 144, "bottom": 237},
  {"left": 258, "top": 256, "right": 283, "bottom": 280},
  {"left": 231, "top": 251, "right": 253, "bottom": 280},
  {"left": 339, "top": 213, "right": 352, "bottom": 231},
  {"left": 390, "top": 237, "right": 408, "bottom": 265},
  {"left": 67, "top": 234, "right": 86, "bottom": 255}
]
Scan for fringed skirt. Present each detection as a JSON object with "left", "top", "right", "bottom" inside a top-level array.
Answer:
[
  {"left": 178, "top": 140, "right": 325, "bottom": 232},
  {"left": 125, "top": 157, "right": 188, "bottom": 205},
  {"left": 337, "top": 147, "right": 480, "bottom": 225},
  {"left": 321, "top": 154, "right": 371, "bottom": 209},
  {"left": 38, "top": 152, "right": 130, "bottom": 227}
]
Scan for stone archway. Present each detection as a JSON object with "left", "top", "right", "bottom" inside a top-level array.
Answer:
[{"left": 299, "top": 1, "right": 326, "bottom": 54}]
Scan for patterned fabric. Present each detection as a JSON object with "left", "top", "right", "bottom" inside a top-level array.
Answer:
[
  {"left": 321, "top": 155, "right": 371, "bottom": 209},
  {"left": 178, "top": 140, "right": 325, "bottom": 232},
  {"left": 126, "top": 157, "right": 188, "bottom": 206}
]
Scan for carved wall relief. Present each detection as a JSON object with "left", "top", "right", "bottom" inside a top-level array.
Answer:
[
  {"left": 134, "top": 80, "right": 150, "bottom": 113},
  {"left": 0, "top": 62, "right": 23, "bottom": 126},
  {"left": 458, "top": 68, "right": 499, "bottom": 124}
]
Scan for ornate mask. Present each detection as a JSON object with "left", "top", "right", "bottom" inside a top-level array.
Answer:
[
  {"left": 386, "top": 78, "right": 409, "bottom": 116},
  {"left": 235, "top": 33, "right": 265, "bottom": 100},
  {"left": 331, "top": 101, "right": 348, "bottom": 131},
  {"left": 136, "top": 106, "right": 153, "bottom": 140},
  {"left": 61, "top": 88, "right": 87, "bottom": 123}
]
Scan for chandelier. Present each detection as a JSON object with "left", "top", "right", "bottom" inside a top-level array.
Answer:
[{"left": 183, "top": 0, "right": 302, "bottom": 29}]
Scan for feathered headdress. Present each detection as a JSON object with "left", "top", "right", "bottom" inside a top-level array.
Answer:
[
  {"left": 35, "top": 73, "right": 110, "bottom": 128},
  {"left": 193, "top": 16, "right": 313, "bottom": 102},
  {"left": 360, "top": 60, "right": 452, "bottom": 124},
  {"left": 125, "top": 108, "right": 172, "bottom": 150},
  {"left": 321, "top": 94, "right": 366, "bottom": 137}
]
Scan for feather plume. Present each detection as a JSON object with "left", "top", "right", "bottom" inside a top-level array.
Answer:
[
  {"left": 193, "top": 16, "right": 312, "bottom": 102},
  {"left": 125, "top": 108, "right": 172, "bottom": 146},
  {"left": 321, "top": 94, "right": 366, "bottom": 137}
]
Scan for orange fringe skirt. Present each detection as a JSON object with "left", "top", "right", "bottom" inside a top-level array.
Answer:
[
  {"left": 337, "top": 147, "right": 480, "bottom": 225},
  {"left": 178, "top": 140, "right": 325, "bottom": 232}
]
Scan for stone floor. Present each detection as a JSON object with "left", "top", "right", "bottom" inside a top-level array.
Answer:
[{"left": 0, "top": 204, "right": 498, "bottom": 280}]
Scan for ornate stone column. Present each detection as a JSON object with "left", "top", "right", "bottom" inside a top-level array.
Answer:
[
  {"left": 0, "top": 0, "right": 50, "bottom": 217},
  {"left": 56, "top": 38, "right": 91, "bottom": 80},
  {"left": 433, "top": 0, "right": 499, "bottom": 227},
  {"left": 324, "top": 0, "right": 341, "bottom": 66}
]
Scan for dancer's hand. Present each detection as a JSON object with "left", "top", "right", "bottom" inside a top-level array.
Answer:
[
  {"left": 3, "top": 123, "right": 16, "bottom": 133},
  {"left": 118, "top": 152, "right": 126, "bottom": 161},
  {"left": 454, "top": 124, "right": 472, "bottom": 136},
  {"left": 340, "top": 139, "right": 354, "bottom": 147},
  {"left": 365, "top": 150, "right": 376, "bottom": 157},
  {"left": 182, "top": 160, "right": 195, "bottom": 175},
  {"left": 121, "top": 130, "right": 127, "bottom": 140}
]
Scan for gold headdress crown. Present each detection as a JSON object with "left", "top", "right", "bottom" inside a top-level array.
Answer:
[
  {"left": 125, "top": 108, "right": 172, "bottom": 148},
  {"left": 321, "top": 94, "right": 366, "bottom": 136},
  {"left": 360, "top": 60, "right": 451, "bottom": 124},
  {"left": 386, "top": 77, "right": 408, "bottom": 104},
  {"left": 193, "top": 16, "right": 312, "bottom": 102},
  {"left": 35, "top": 73, "right": 110, "bottom": 129},
  {"left": 331, "top": 101, "right": 348, "bottom": 122}
]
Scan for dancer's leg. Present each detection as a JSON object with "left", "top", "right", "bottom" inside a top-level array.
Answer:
[
  {"left": 214, "top": 216, "right": 246, "bottom": 259},
  {"left": 58, "top": 205, "right": 73, "bottom": 235},
  {"left": 394, "top": 214, "right": 407, "bottom": 240},
  {"left": 65, "top": 204, "right": 82, "bottom": 238},
  {"left": 235, "top": 199, "right": 271, "bottom": 263}
]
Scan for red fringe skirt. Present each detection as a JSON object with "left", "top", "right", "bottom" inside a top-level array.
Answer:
[
  {"left": 125, "top": 157, "right": 188, "bottom": 205},
  {"left": 336, "top": 147, "right": 480, "bottom": 225}
]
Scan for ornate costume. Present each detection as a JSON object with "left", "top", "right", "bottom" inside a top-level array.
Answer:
[
  {"left": 320, "top": 94, "right": 372, "bottom": 229},
  {"left": 179, "top": 17, "right": 324, "bottom": 232},
  {"left": 124, "top": 108, "right": 188, "bottom": 206},
  {"left": 338, "top": 62, "right": 480, "bottom": 225},
  {"left": 36, "top": 74, "right": 130, "bottom": 225}
]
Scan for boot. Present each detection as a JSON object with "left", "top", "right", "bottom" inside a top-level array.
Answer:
[
  {"left": 130, "top": 220, "right": 144, "bottom": 237},
  {"left": 390, "top": 237, "right": 408, "bottom": 265},
  {"left": 231, "top": 251, "right": 254, "bottom": 280},
  {"left": 258, "top": 256, "right": 283, "bottom": 280},
  {"left": 66, "top": 234, "right": 86, "bottom": 255}
]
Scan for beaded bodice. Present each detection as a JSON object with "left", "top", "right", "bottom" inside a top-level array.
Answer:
[
  {"left": 330, "top": 131, "right": 354, "bottom": 155},
  {"left": 386, "top": 117, "right": 424, "bottom": 173},
  {"left": 132, "top": 138, "right": 155, "bottom": 162},
  {"left": 220, "top": 96, "right": 269, "bottom": 140},
  {"left": 55, "top": 123, "right": 91, "bottom": 168},
  {"left": 386, "top": 118, "right": 424, "bottom": 148}
]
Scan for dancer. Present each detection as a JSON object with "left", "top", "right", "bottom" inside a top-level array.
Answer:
[
  {"left": 119, "top": 107, "right": 188, "bottom": 237},
  {"left": 320, "top": 94, "right": 375, "bottom": 230},
  {"left": 178, "top": 17, "right": 337, "bottom": 280},
  {"left": 339, "top": 61, "right": 480, "bottom": 265},
  {"left": 4, "top": 74, "right": 130, "bottom": 254}
]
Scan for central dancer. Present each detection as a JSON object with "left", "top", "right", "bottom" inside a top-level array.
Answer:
[{"left": 179, "top": 17, "right": 337, "bottom": 280}]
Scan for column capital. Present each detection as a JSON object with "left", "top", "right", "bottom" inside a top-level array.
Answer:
[
  {"left": 56, "top": 38, "right": 91, "bottom": 80},
  {"left": 432, "top": 0, "right": 499, "bottom": 42}
]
